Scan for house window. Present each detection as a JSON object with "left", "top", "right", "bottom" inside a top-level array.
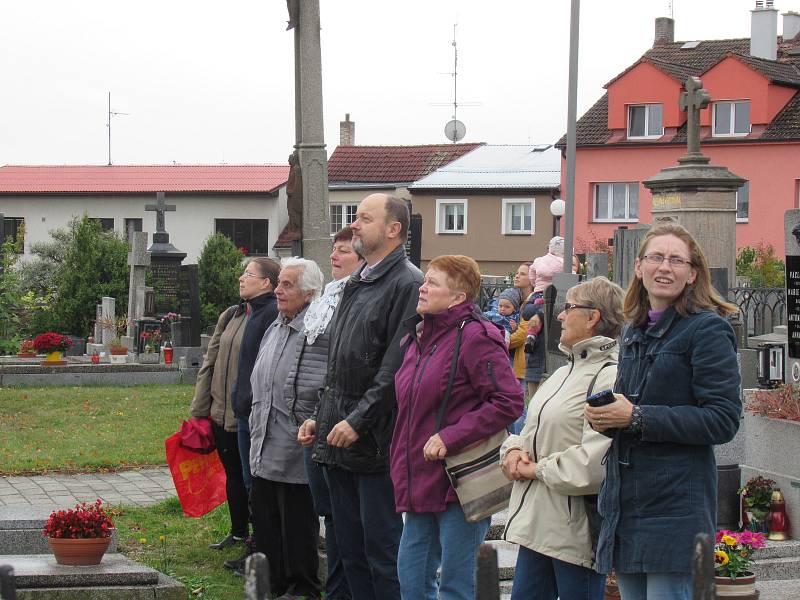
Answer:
[
  {"left": 329, "top": 203, "right": 358, "bottom": 235},
  {"left": 737, "top": 181, "right": 749, "bottom": 222},
  {"left": 627, "top": 104, "right": 663, "bottom": 139},
  {"left": 2, "top": 217, "right": 24, "bottom": 252},
  {"left": 713, "top": 100, "right": 750, "bottom": 136},
  {"left": 124, "top": 218, "right": 143, "bottom": 236},
  {"left": 215, "top": 219, "right": 269, "bottom": 255},
  {"left": 89, "top": 218, "right": 115, "bottom": 231},
  {"left": 593, "top": 183, "right": 639, "bottom": 222},
  {"left": 435, "top": 199, "right": 467, "bottom": 234},
  {"left": 501, "top": 199, "right": 534, "bottom": 234}
]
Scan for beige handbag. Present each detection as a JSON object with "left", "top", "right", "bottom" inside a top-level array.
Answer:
[{"left": 437, "top": 318, "right": 512, "bottom": 523}]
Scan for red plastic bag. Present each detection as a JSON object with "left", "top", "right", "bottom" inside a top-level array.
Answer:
[{"left": 165, "top": 432, "right": 227, "bottom": 517}]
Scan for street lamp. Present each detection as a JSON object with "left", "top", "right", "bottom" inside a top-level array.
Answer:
[{"left": 550, "top": 198, "right": 565, "bottom": 236}]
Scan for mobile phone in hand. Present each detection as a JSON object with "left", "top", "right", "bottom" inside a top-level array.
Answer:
[{"left": 586, "top": 389, "right": 616, "bottom": 407}]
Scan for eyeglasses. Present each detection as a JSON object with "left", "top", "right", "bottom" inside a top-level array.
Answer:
[
  {"left": 642, "top": 254, "right": 693, "bottom": 268},
  {"left": 563, "top": 303, "right": 596, "bottom": 313},
  {"left": 241, "top": 272, "right": 266, "bottom": 279}
]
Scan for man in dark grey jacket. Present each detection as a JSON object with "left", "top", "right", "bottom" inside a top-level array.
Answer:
[{"left": 299, "top": 194, "right": 422, "bottom": 600}]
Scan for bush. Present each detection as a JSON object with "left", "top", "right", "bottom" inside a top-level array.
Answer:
[
  {"left": 736, "top": 242, "right": 784, "bottom": 288},
  {"left": 0, "top": 235, "right": 24, "bottom": 354},
  {"left": 49, "top": 216, "right": 129, "bottom": 336},
  {"left": 198, "top": 234, "right": 244, "bottom": 330}
]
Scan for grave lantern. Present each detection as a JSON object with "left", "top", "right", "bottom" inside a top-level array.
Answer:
[{"left": 757, "top": 342, "right": 785, "bottom": 388}]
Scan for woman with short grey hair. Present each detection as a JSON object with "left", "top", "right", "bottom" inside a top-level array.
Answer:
[{"left": 248, "top": 257, "right": 325, "bottom": 598}]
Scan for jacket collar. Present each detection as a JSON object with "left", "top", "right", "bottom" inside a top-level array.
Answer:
[
  {"left": 278, "top": 305, "right": 308, "bottom": 332},
  {"left": 624, "top": 305, "right": 680, "bottom": 345},
  {"left": 559, "top": 335, "right": 619, "bottom": 362},
  {"left": 353, "top": 244, "right": 407, "bottom": 284},
  {"left": 401, "top": 301, "right": 477, "bottom": 337}
]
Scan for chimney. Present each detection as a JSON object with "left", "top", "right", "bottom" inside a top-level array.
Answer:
[
  {"left": 654, "top": 17, "right": 675, "bottom": 46},
  {"left": 339, "top": 113, "right": 355, "bottom": 146},
  {"left": 751, "top": 0, "right": 778, "bottom": 60},
  {"left": 784, "top": 11, "right": 800, "bottom": 40}
]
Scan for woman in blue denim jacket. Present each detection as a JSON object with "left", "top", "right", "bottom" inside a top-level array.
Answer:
[{"left": 584, "top": 223, "right": 741, "bottom": 600}]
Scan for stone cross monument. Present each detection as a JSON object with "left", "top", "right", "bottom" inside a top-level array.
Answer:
[
  {"left": 287, "top": 0, "right": 332, "bottom": 279},
  {"left": 677, "top": 76, "right": 711, "bottom": 164},
  {"left": 145, "top": 192, "right": 187, "bottom": 314},
  {"left": 643, "top": 76, "right": 744, "bottom": 288},
  {"left": 125, "top": 231, "right": 151, "bottom": 339}
]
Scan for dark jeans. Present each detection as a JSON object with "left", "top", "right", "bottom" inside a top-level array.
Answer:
[
  {"left": 511, "top": 546, "right": 606, "bottom": 600},
  {"left": 250, "top": 476, "right": 321, "bottom": 599},
  {"left": 236, "top": 416, "right": 252, "bottom": 492},
  {"left": 324, "top": 467, "right": 403, "bottom": 600},
  {"left": 304, "top": 447, "right": 351, "bottom": 599},
  {"left": 211, "top": 422, "right": 249, "bottom": 538}
]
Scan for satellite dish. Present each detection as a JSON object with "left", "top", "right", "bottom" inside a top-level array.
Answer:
[{"left": 444, "top": 119, "right": 466, "bottom": 142}]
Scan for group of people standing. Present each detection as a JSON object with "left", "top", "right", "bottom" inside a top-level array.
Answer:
[{"left": 190, "top": 189, "right": 742, "bottom": 600}]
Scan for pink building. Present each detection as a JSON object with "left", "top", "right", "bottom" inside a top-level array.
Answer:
[{"left": 559, "top": 7, "right": 800, "bottom": 256}]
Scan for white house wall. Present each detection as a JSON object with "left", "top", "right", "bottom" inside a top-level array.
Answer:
[{"left": 1, "top": 187, "right": 288, "bottom": 263}]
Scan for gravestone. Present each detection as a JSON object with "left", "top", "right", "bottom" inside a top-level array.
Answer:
[
  {"left": 126, "top": 232, "right": 151, "bottom": 337},
  {"left": 612, "top": 225, "right": 650, "bottom": 291},
  {"left": 146, "top": 193, "right": 187, "bottom": 314},
  {"left": 784, "top": 210, "right": 800, "bottom": 383},
  {"left": 178, "top": 265, "right": 202, "bottom": 347},
  {"left": 586, "top": 252, "right": 609, "bottom": 280},
  {"left": 643, "top": 76, "right": 743, "bottom": 288},
  {"left": 100, "top": 296, "right": 116, "bottom": 345},
  {"left": 86, "top": 305, "right": 106, "bottom": 356}
]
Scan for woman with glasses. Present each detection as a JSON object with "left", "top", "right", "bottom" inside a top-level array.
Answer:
[
  {"left": 501, "top": 276, "right": 624, "bottom": 600},
  {"left": 584, "top": 223, "right": 741, "bottom": 600},
  {"left": 190, "top": 257, "right": 280, "bottom": 566}
]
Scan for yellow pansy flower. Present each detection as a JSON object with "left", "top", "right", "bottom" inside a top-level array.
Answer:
[
  {"left": 715, "top": 550, "right": 729, "bottom": 566},
  {"left": 722, "top": 534, "right": 737, "bottom": 547}
]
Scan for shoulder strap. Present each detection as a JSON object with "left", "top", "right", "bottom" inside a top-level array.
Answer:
[
  {"left": 221, "top": 304, "right": 238, "bottom": 331},
  {"left": 435, "top": 317, "right": 475, "bottom": 432},
  {"left": 586, "top": 361, "right": 617, "bottom": 400}
]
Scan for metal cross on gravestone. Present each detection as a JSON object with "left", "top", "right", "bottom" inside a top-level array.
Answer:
[
  {"left": 678, "top": 76, "right": 711, "bottom": 164},
  {"left": 145, "top": 192, "right": 175, "bottom": 234}
]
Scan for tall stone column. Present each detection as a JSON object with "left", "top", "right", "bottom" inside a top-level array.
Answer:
[{"left": 293, "top": 0, "right": 331, "bottom": 279}]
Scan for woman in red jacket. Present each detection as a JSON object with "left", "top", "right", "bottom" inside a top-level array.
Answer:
[{"left": 391, "top": 254, "right": 523, "bottom": 600}]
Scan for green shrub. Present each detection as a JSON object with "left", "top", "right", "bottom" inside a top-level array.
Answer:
[
  {"left": 0, "top": 234, "right": 24, "bottom": 354},
  {"left": 49, "top": 216, "right": 129, "bottom": 336},
  {"left": 736, "top": 242, "right": 784, "bottom": 288},
  {"left": 198, "top": 233, "right": 243, "bottom": 330}
]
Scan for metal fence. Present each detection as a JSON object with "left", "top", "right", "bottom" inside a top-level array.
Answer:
[{"left": 729, "top": 287, "right": 785, "bottom": 341}]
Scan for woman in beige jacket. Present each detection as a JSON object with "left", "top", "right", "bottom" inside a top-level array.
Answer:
[{"left": 500, "top": 277, "right": 624, "bottom": 600}]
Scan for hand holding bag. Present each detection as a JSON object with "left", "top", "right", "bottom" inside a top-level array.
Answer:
[{"left": 437, "top": 318, "right": 513, "bottom": 523}]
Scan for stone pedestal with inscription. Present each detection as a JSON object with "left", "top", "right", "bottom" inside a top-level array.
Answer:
[
  {"left": 146, "top": 193, "right": 187, "bottom": 314},
  {"left": 784, "top": 210, "right": 800, "bottom": 383}
]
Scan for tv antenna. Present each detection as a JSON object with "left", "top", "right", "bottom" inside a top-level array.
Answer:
[
  {"left": 106, "top": 92, "right": 130, "bottom": 166},
  {"left": 430, "top": 23, "right": 480, "bottom": 143}
]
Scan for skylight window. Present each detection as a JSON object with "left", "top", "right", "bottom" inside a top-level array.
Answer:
[{"left": 681, "top": 41, "right": 701, "bottom": 49}]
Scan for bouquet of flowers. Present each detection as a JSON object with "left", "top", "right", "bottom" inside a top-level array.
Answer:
[
  {"left": 18, "top": 340, "right": 36, "bottom": 355},
  {"left": 715, "top": 529, "right": 766, "bottom": 580},
  {"left": 43, "top": 499, "right": 114, "bottom": 539},
  {"left": 32, "top": 332, "right": 73, "bottom": 354},
  {"left": 739, "top": 475, "right": 776, "bottom": 523},
  {"left": 140, "top": 329, "right": 162, "bottom": 353},
  {"left": 161, "top": 312, "right": 181, "bottom": 326}
]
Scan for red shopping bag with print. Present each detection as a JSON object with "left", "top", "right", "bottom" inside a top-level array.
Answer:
[{"left": 165, "top": 432, "right": 227, "bottom": 517}]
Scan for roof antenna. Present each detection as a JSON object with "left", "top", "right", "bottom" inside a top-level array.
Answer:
[
  {"left": 106, "top": 92, "right": 130, "bottom": 166},
  {"left": 669, "top": 0, "right": 673, "bottom": 18}
]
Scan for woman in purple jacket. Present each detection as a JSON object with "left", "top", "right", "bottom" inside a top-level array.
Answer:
[{"left": 391, "top": 255, "right": 524, "bottom": 600}]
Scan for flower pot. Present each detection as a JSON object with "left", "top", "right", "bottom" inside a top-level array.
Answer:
[
  {"left": 109, "top": 353, "right": 128, "bottom": 365},
  {"left": 715, "top": 572, "right": 757, "bottom": 599},
  {"left": 41, "top": 351, "right": 67, "bottom": 366},
  {"left": 48, "top": 536, "right": 111, "bottom": 566},
  {"left": 16, "top": 353, "right": 37, "bottom": 358},
  {"left": 137, "top": 352, "right": 159, "bottom": 364}
]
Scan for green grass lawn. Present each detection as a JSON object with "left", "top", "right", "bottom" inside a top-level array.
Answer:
[
  {"left": 0, "top": 384, "right": 193, "bottom": 475},
  {"left": 115, "top": 497, "right": 245, "bottom": 599}
]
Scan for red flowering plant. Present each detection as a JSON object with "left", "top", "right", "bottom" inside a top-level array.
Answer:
[
  {"left": 715, "top": 529, "right": 766, "bottom": 580},
  {"left": 19, "top": 340, "right": 36, "bottom": 355},
  {"left": 43, "top": 499, "right": 114, "bottom": 539},
  {"left": 140, "top": 329, "right": 162, "bottom": 353},
  {"left": 32, "top": 332, "right": 73, "bottom": 354}
]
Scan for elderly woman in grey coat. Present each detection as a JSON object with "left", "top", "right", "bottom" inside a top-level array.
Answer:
[{"left": 249, "top": 257, "right": 325, "bottom": 600}]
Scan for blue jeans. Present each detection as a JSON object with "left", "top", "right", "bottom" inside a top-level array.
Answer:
[
  {"left": 616, "top": 572, "right": 692, "bottom": 600},
  {"left": 398, "top": 502, "right": 490, "bottom": 600},
  {"left": 324, "top": 467, "right": 403, "bottom": 600},
  {"left": 511, "top": 546, "right": 605, "bottom": 600},
  {"left": 236, "top": 417, "right": 252, "bottom": 492},
  {"left": 508, "top": 380, "right": 528, "bottom": 434},
  {"left": 303, "top": 448, "right": 351, "bottom": 599}
]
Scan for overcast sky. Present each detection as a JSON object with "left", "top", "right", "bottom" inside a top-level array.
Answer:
[{"left": 0, "top": 0, "right": 782, "bottom": 166}]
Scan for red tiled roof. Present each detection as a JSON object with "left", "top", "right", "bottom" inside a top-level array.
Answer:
[
  {"left": 273, "top": 224, "right": 302, "bottom": 249},
  {"left": 327, "top": 143, "right": 482, "bottom": 184},
  {"left": 0, "top": 165, "right": 290, "bottom": 193}
]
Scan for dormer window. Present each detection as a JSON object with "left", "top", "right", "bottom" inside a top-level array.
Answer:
[
  {"left": 713, "top": 100, "right": 750, "bottom": 136},
  {"left": 627, "top": 104, "right": 663, "bottom": 139}
]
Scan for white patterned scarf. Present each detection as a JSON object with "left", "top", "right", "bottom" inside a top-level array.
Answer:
[{"left": 303, "top": 276, "right": 349, "bottom": 344}]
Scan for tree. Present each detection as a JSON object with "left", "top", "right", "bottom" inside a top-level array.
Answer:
[
  {"left": 18, "top": 222, "right": 73, "bottom": 296},
  {"left": 0, "top": 235, "right": 24, "bottom": 354},
  {"left": 49, "top": 216, "right": 129, "bottom": 336},
  {"left": 736, "top": 242, "right": 785, "bottom": 288},
  {"left": 198, "top": 233, "right": 244, "bottom": 330}
]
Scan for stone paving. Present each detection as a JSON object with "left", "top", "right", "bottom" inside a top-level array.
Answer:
[{"left": 0, "top": 467, "right": 175, "bottom": 509}]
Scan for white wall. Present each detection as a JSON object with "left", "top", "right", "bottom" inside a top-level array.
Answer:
[{"left": 1, "top": 187, "right": 288, "bottom": 263}]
